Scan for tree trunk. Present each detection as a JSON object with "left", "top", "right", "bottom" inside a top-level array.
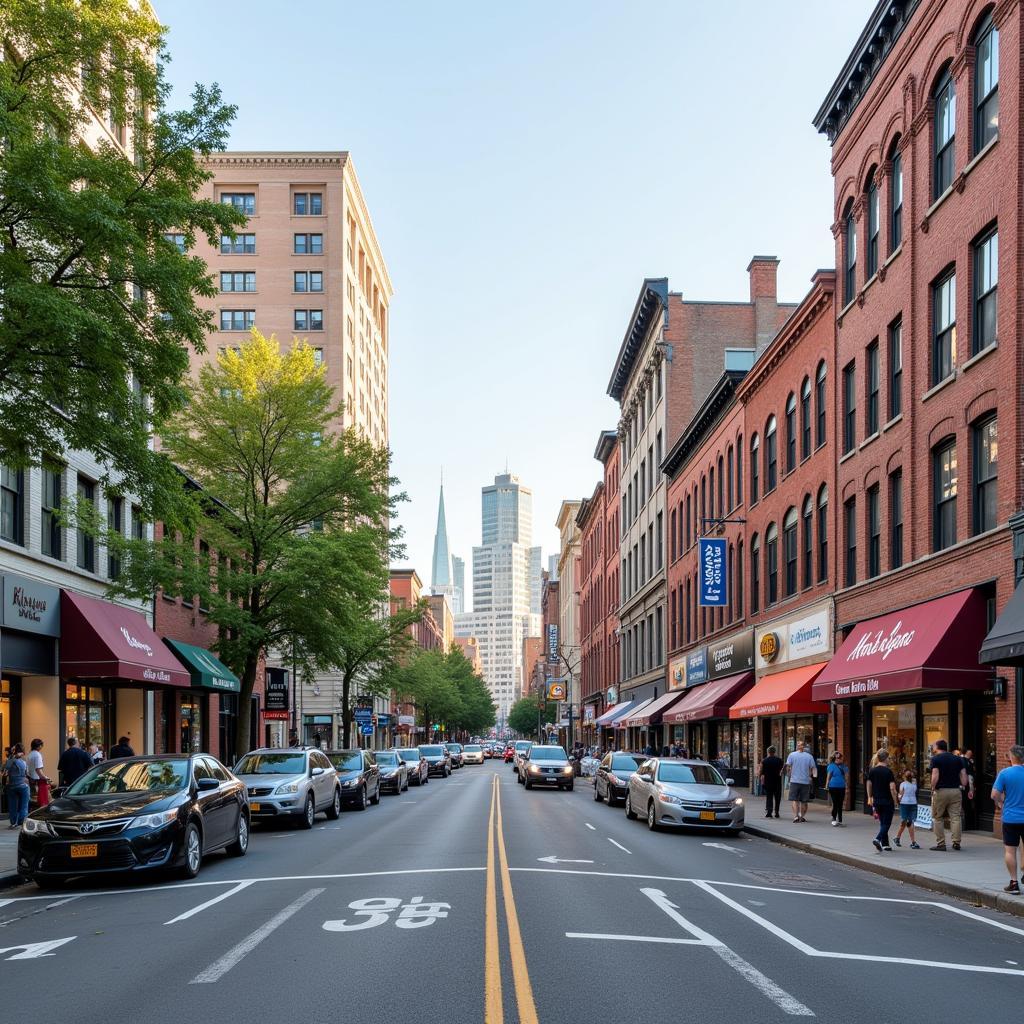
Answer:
[
  {"left": 342, "top": 669, "right": 352, "bottom": 747},
  {"left": 235, "top": 653, "right": 260, "bottom": 762}
]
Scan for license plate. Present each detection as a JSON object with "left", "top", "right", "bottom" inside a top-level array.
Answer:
[
  {"left": 699, "top": 810, "right": 716, "bottom": 822},
  {"left": 70, "top": 843, "right": 98, "bottom": 858},
  {"left": 249, "top": 802, "right": 261, "bottom": 812}
]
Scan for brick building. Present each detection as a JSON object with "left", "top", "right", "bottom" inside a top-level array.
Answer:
[
  {"left": 520, "top": 636, "right": 543, "bottom": 700},
  {"left": 811, "top": 0, "right": 1021, "bottom": 830},
  {"left": 577, "top": 480, "right": 604, "bottom": 742}
]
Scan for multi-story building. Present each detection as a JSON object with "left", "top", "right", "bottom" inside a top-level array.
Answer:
[
  {"left": 452, "top": 556, "right": 466, "bottom": 615},
  {"left": 811, "top": 0, "right": 1022, "bottom": 830},
  {"left": 577, "top": 485, "right": 604, "bottom": 741},
  {"left": 427, "top": 593, "right": 455, "bottom": 653},
  {"left": 555, "top": 500, "right": 582, "bottom": 736},
  {"left": 454, "top": 635, "right": 483, "bottom": 677},
  {"left": 599, "top": 431, "right": 622, "bottom": 727},
  {"left": 521, "top": 636, "right": 543, "bottom": 700}
]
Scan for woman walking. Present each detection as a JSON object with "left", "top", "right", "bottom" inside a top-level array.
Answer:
[
  {"left": 4, "top": 744, "right": 29, "bottom": 828},
  {"left": 866, "top": 749, "right": 899, "bottom": 852},
  {"left": 893, "top": 769, "right": 921, "bottom": 849},
  {"left": 826, "top": 752, "right": 849, "bottom": 826},
  {"left": 26, "top": 738, "right": 51, "bottom": 808}
]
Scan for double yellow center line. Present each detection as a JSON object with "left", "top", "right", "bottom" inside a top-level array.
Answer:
[{"left": 485, "top": 774, "right": 539, "bottom": 1024}]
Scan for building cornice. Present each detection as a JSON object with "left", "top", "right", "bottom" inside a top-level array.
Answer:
[
  {"left": 662, "top": 371, "right": 747, "bottom": 479},
  {"left": 607, "top": 278, "right": 669, "bottom": 402},
  {"left": 594, "top": 429, "right": 618, "bottom": 464},
  {"left": 203, "top": 151, "right": 349, "bottom": 168}
]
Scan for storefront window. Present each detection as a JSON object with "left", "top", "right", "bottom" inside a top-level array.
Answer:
[
  {"left": 180, "top": 695, "right": 204, "bottom": 754},
  {"left": 920, "top": 700, "right": 950, "bottom": 783},
  {"left": 303, "top": 714, "right": 332, "bottom": 748},
  {"left": 64, "top": 684, "right": 111, "bottom": 750},
  {"left": 0, "top": 676, "right": 16, "bottom": 757},
  {"left": 219, "top": 693, "right": 239, "bottom": 766}
]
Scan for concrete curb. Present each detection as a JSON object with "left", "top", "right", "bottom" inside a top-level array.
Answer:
[
  {"left": 0, "top": 871, "right": 22, "bottom": 890},
  {"left": 744, "top": 823, "right": 1024, "bottom": 919}
]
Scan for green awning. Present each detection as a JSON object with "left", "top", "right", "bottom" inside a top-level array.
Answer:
[{"left": 163, "top": 638, "right": 240, "bottom": 693}]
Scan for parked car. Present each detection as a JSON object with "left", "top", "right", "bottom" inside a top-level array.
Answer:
[
  {"left": 327, "top": 749, "right": 381, "bottom": 810},
  {"left": 18, "top": 754, "right": 249, "bottom": 886},
  {"left": 625, "top": 757, "right": 745, "bottom": 833},
  {"left": 462, "top": 744, "right": 485, "bottom": 765},
  {"left": 397, "top": 747, "right": 429, "bottom": 785},
  {"left": 520, "top": 745, "right": 574, "bottom": 791},
  {"left": 593, "top": 752, "right": 646, "bottom": 806},
  {"left": 234, "top": 748, "right": 341, "bottom": 828},
  {"left": 482, "top": 744, "right": 494, "bottom": 759},
  {"left": 374, "top": 750, "right": 409, "bottom": 794},
  {"left": 512, "top": 740, "right": 533, "bottom": 777},
  {"left": 445, "top": 742, "right": 464, "bottom": 768},
  {"left": 419, "top": 744, "right": 452, "bottom": 778}
]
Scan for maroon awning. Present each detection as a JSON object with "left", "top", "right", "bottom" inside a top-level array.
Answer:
[
  {"left": 812, "top": 589, "right": 990, "bottom": 702},
  {"left": 60, "top": 591, "right": 190, "bottom": 687},
  {"left": 665, "top": 672, "right": 754, "bottom": 724}
]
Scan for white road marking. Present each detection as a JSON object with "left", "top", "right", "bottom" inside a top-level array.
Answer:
[
  {"left": 566, "top": 932, "right": 702, "bottom": 945},
  {"left": 190, "top": 888, "right": 324, "bottom": 983},
  {"left": 702, "top": 841, "right": 742, "bottom": 853},
  {"left": 45, "top": 896, "right": 83, "bottom": 910},
  {"left": 584, "top": 823, "right": 596, "bottom": 831},
  {"left": 642, "top": 889, "right": 814, "bottom": 1016},
  {"left": 607, "top": 838, "right": 632, "bottom": 854},
  {"left": 0, "top": 937, "right": 76, "bottom": 960},
  {"left": 165, "top": 881, "right": 255, "bottom": 924},
  {"left": 537, "top": 856, "right": 594, "bottom": 864}
]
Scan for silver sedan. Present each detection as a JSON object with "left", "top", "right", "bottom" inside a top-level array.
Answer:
[{"left": 624, "top": 758, "right": 744, "bottom": 833}]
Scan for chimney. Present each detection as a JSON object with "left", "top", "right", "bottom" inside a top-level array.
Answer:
[{"left": 748, "top": 255, "right": 780, "bottom": 354}]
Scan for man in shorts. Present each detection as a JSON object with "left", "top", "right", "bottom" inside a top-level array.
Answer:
[
  {"left": 785, "top": 740, "right": 817, "bottom": 823},
  {"left": 992, "top": 744, "right": 1024, "bottom": 895}
]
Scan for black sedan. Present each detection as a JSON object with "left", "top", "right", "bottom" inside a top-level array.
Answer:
[
  {"left": 374, "top": 750, "right": 409, "bottom": 794},
  {"left": 593, "top": 752, "right": 645, "bottom": 806},
  {"left": 418, "top": 744, "right": 452, "bottom": 778},
  {"left": 327, "top": 749, "right": 381, "bottom": 810},
  {"left": 397, "top": 747, "right": 429, "bottom": 785},
  {"left": 17, "top": 754, "right": 248, "bottom": 887}
]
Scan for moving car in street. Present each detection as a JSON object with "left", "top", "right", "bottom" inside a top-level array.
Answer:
[
  {"left": 593, "top": 752, "right": 645, "bottom": 806},
  {"left": 462, "top": 744, "right": 484, "bottom": 765},
  {"left": 235, "top": 748, "right": 341, "bottom": 828},
  {"left": 445, "top": 742, "right": 464, "bottom": 768},
  {"left": 18, "top": 754, "right": 249, "bottom": 886},
  {"left": 419, "top": 744, "right": 452, "bottom": 778},
  {"left": 520, "top": 745, "right": 575, "bottom": 791},
  {"left": 374, "top": 750, "right": 409, "bottom": 794},
  {"left": 511, "top": 740, "right": 533, "bottom": 777},
  {"left": 327, "top": 749, "right": 382, "bottom": 810},
  {"left": 397, "top": 747, "right": 429, "bottom": 785},
  {"left": 624, "top": 757, "right": 745, "bottom": 833}
]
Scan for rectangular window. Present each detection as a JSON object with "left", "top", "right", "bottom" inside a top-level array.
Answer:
[
  {"left": 656, "top": 511, "right": 663, "bottom": 570},
  {"left": 867, "top": 182, "right": 879, "bottom": 277},
  {"left": 294, "top": 271, "right": 324, "bottom": 293},
  {"left": 844, "top": 498, "right": 857, "bottom": 587},
  {"left": 107, "top": 495, "right": 123, "bottom": 580},
  {"left": 817, "top": 495, "right": 828, "bottom": 583},
  {"left": 934, "top": 73, "right": 956, "bottom": 197},
  {"left": 890, "top": 469, "right": 903, "bottom": 570},
  {"left": 0, "top": 465, "right": 24, "bottom": 545},
  {"left": 132, "top": 504, "right": 145, "bottom": 542},
  {"left": 220, "top": 192, "right": 255, "bottom": 216},
  {"left": 293, "top": 192, "right": 323, "bottom": 216},
  {"left": 891, "top": 151, "right": 903, "bottom": 251},
  {"left": 802, "top": 502, "right": 813, "bottom": 588},
  {"left": 843, "top": 361, "right": 856, "bottom": 453},
  {"left": 866, "top": 340, "right": 879, "bottom": 436},
  {"left": 294, "top": 310, "right": 324, "bottom": 331},
  {"left": 973, "top": 416, "right": 998, "bottom": 535},
  {"left": 933, "top": 440, "right": 958, "bottom": 551},
  {"left": 751, "top": 543, "right": 760, "bottom": 615},
  {"left": 867, "top": 485, "right": 880, "bottom": 579},
  {"left": 766, "top": 531, "right": 778, "bottom": 606},
  {"left": 220, "top": 310, "right": 255, "bottom": 331},
  {"left": 973, "top": 228, "right": 998, "bottom": 355},
  {"left": 163, "top": 232, "right": 186, "bottom": 253},
  {"left": 77, "top": 476, "right": 96, "bottom": 572},
  {"left": 974, "top": 18, "right": 999, "bottom": 153},
  {"left": 294, "top": 233, "right": 323, "bottom": 255},
  {"left": 220, "top": 233, "right": 256, "bottom": 254},
  {"left": 41, "top": 466, "right": 62, "bottom": 558},
  {"left": 932, "top": 270, "right": 956, "bottom": 385},
  {"left": 784, "top": 520, "right": 798, "bottom": 597},
  {"left": 219, "top": 271, "right": 256, "bottom": 293},
  {"left": 888, "top": 318, "right": 902, "bottom": 420}
]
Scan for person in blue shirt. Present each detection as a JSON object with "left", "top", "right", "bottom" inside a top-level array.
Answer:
[
  {"left": 825, "top": 752, "right": 849, "bottom": 826},
  {"left": 992, "top": 744, "right": 1024, "bottom": 895}
]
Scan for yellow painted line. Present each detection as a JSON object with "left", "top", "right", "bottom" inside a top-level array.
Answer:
[
  {"left": 485, "top": 775, "right": 504, "bottom": 1024},
  {"left": 496, "top": 775, "right": 540, "bottom": 1024}
]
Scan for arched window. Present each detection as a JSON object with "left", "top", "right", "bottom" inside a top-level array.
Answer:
[
  {"left": 750, "top": 533, "right": 760, "bottom": 615},
  {"left": 934, "top": 64, "right": 956, "bottom": 197},
  {"left": 815, "top": 361, "right": 827, "bottom": 448},
  {"left": 785, "top": 393, "right": 797, "bottom": 473},
  {"left": 843, "top": 199, "right": 857, "bottom": 304},
  {"left": 783, "top": 507, "right": 798, "bottom": 597},
  {"left": 800, "top": 377, "right": 811, "bottom": 461},
  {"left": 717, "top": 455, "right": 724, "bottom": 517},
  {"left": 750, "top": 434, "right": 760, "bottom": 504},
  {"left": 685, "top": 576, "right": 692, "bottom": 644},
  {"left": 685, "top": 492, "right": 692, "bottom": 549},
  {"left": 802, "top": 494, "right": 813, "bottom": 588},
  {"left": 709, "top": 465, "right": 716, "bottom": 521},
  {"left": 816, "top": 485, "right": 829, "bottom": 583},
  {"left": 727, "top": 445, "right": 735, "bottom": 510},
  {"left": 866, "top": 168, "right": 879, "bottom": 277},
  {"left": 974, "top": 13, "right": 999, "bottom": 153},
  {"left": 766, "top": 523, "right": 779, "bottom": 606},
  {"left": 889, "top": 135, "right": 903, "bottom": 251},
  {"left": 736, "top": 434, "right": 744, "bottom": 505},
  {"left": 765, "top": 416, "right": 778, "bottom": 493},
  {"left": 670, "top": 508, "right": 677, "bottom": 562},
  {"left": 933, "top": 436, "right": 958, "bottom": 551}
]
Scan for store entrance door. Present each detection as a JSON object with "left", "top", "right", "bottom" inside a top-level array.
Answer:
[
  {"left": 180, "top": 695, "right": 204, "bottom": 754},
  {"left": 976, "top": 705, "right": 998, "bottom": 831}
]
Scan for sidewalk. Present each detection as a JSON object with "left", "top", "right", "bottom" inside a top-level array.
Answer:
[
  {"left": 0, "top": 828, "right": 19, "bottom": 885},
  {"left": 745, "top": 804, "right": 1024, "bottom": 918}
]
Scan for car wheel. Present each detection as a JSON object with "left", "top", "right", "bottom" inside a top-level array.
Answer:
[
  {"left": 326, "top": 788, "right": 342, "bottom": 820},
  {"left": 227, "top": 812, "right": 249, "bottom": 856},
  {"left": 181, "top": 822, "right": 203, "bottom": 878},
  {"left": 300, "top": 794, "right": 316, "bottom": 829},
  {"left": 647, "top": 801, "right": 660, "bottom": 832},
  {"left": 565, "top": 780, "right": 574, "bottom": 792},
  {"left": 354, "top": 785, "right": 367, "bottom": 811},
  {"left": 594, "top": 782, "right": 603, "bottom": 802},
  {"left": 625, "top": 793, "right": 638, "bottom": 820},
  {"left": 524, "top": 777, "right": 532, "bottom": 790},
  {"left": 370, "top": 782, "right": 381, "bottom": 805}
]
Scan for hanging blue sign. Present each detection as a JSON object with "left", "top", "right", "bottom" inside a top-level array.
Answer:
[{"left": 698, "top": 538, "right": 727, "bottom": 607}]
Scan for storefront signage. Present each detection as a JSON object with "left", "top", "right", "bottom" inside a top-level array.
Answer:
[
  {"left": 606, "top": 686, "right": 618, "bottom": 704},
  {"left": 142, "top": 667, "right": 173, "bottom": 683},
  {"left": 788, "top": 609, "right": 830, "bottom": 659},
  {"left": 759, "top": 632, "right": 780, "bottom": 663},
  {"left": 120, "top": 625, "right": 154, "bottom": 657},
  {"left": 547, "top": 624, "right": 559, "bottom": 663},
  {"left": 686, "top": 648, "right": 708, "bottom": 687},
  {"left": 669, "top": 657, "right": 686, "bottom": 689},
  {"left": 263, "top": 667, "right": 290, "bottom": 719},
  {"left": 756, "top": 603, "right": 833, "bottom": 670},
  {"left": 583, "top": 705, "right": 595, "bottom": 723},
  {"left": 698, "top": 538, "right": 727, "bottom": 607},
  {"left": 845, "top": 621, "right": 916, "bottom": 663},
  {"left": 707, "top": 632, "right": 754, "bottom": 680},
  {"left": 547, "top": 682, "right": 566, "bottom": 701},
  {"left": 1, "top": 574, "right": 60, "bottom": 636}
]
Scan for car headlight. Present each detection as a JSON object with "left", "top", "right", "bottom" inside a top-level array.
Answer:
[
  {"left": 562, "top": 766, "right": 573, "bottom": 774},
  {"left": 342, "top": 778, "right": 361, "bottom": 788},
  {"left": 529, "top": 764, "right": 541, "bottom": 773},
  {"left": 734, "top": 797, "right": 744, "bottom": 806},
  {"left": 658, "top": 792, "right": 684, "bottom": 805},
  {"left": 21, "top": 816, "right": 54, "bottom": 836},
  {"left": 129, "top": 808, "right": 179, "bottom": 831},
  {"left": 606, "top": 774, "right": 622, "bottom": 786},
  {"left": 275, "top": 780, "right": 300, "bottom": 794},
  {"left": 381, "top": 770, "right": 396, "bottom": 778}
]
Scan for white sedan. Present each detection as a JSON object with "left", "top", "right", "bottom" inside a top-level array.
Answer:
[{"left": 462, "top": 744, "right": 485, "bottom": 765}]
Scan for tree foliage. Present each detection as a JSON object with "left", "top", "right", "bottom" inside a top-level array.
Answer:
[
  {"left": 394, "top": 647, "right": 496, "bottom": 740},
  {"left": 508, "top": 696, "right": 555, "bottom": 739},
  {"left": 0, "top": 0, "right": 243, "bottom": 500}
]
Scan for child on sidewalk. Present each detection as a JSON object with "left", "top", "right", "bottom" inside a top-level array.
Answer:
[{"left": 894, "top": 769, "right": 920, "bottom": 849}]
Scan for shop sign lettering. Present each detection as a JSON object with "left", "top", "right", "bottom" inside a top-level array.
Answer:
[
  {"left": 846, "top": 622, "right": 915, "bottom": 663},
  {"left": 142, "top": 667, "right": 172, "bottom": 683},
  {"left": 120, "top": 626, "right": 154, "bottom": 657},
  {"left": 1, "top": 574, "right": 60, "bottom": 635},
  {"left": 827, "top": 678, "right": 881, "bottom": 697}
]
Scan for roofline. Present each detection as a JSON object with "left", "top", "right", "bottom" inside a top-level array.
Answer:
[
  {"left": 594, "top": 429, "right": 618, "bottom": 463},
  {"left": 661, "top": 371, "right": 747, "bottom": 478},
  {"left": 607, "top": 278, "right": 669, "bottom": 401}
]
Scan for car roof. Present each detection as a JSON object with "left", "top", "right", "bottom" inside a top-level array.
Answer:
[
  {"left": 242, "top": 747, "right": 310, "bottom": 755},
  {"left": 530, "top": 745, "right": 566, "bottom": 752}
]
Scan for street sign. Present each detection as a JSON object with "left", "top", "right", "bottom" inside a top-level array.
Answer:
[
  {"left": 354, "top": 706, "right": 373, "bottom": 724},
  {"left": 360, "top": 724, "right": 373, "bottom": 735},
  {"left": 547, "top": 624, "right": 559, "bottom": 663},
  {"left": 698, "top": 537, "right": 727, "bottom": 607}
]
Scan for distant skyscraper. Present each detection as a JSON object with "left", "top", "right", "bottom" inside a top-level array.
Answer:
[
  {"left": 548, "top": 554, "right": 559, "bottom": 581},
  {"left": 529, "top": 546, "right": 543, "bottom": 616},
  {"left": 452, "top": 556, "right": 465, "bottom": 614}
]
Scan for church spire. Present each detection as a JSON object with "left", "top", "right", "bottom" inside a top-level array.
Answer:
[{"left": 431, "top": 480, "right": 452, "bottom": 589}]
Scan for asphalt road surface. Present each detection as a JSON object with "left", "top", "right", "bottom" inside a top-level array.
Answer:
[{"left": 2, "top": 761, "right": 1023, "bottom": 1022}]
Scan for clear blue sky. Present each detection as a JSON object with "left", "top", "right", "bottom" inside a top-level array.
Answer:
[{"left": 158, "top": 0, "right": 870, "bottom": 599}]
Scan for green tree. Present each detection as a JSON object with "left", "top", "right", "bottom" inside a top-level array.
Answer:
[
  {"left": 0, "top": 0, "right": 244, "bottom": 500},
  {"left": 446, "top": 647, "right": 496, "bottom": 737},
  {"left": 107, "top": 329, "right": 401, "bottom": 752},
  {"left": 508, "top": 696, "right": 555, "bottom": 739},
  {"left": 393, "top": 648, "right": 463, "bottom": 742}
]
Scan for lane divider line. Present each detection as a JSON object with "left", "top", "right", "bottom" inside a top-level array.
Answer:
[
  {"left": 607, "top": 838, "right": 632, "bottom": 854},
  {"left": 485, "top": 775, "right": 504, "bottom": 1024},
  {"left": 584, "top": 823, "right": 596, "bottom": 831},
  {"left": 166, "top": 880, "right": 255, "bottom": 925},
  {"left": 566, "top": 932, "right": 702, "bottom": 945}
]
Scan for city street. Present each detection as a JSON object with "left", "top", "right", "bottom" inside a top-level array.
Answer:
[{"left": 1, "top": 762, "right": 1023, "bottom": 1022}]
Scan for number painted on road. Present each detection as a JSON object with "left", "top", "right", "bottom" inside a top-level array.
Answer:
[{"left": 322, "top": 896, "right": 451, "bottom": 932}]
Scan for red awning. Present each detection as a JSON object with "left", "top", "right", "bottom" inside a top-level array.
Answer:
[
  {"left": 60, "top": 591, "right": 190, "bottom": 687},
  {"left": 622, "top": 689, "right": 688, "bottom": 727},
  {"left": 729, "top": 663, "right": 829, "bottom": 719},
  {"left": 812, "top": 589, "right": 990, "bottom": 702},
  {"left": 664, "top": 672, "right": 754, "bottom": 724}
]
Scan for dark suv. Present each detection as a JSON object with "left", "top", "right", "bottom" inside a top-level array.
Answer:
[
  {"left": 326, "top": 750, "right": 381, "bottom": 810},
  {"left": 419, "top": 744, "right": 452, "bottom": 778}
]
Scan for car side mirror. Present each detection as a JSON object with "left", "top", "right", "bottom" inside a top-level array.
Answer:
[
  {"left": 197, "top": 777, "right": 219, "bottom": 791},
  {"left": 311, "top": 766, "right": 325, "bottom": 776},
  {"left": 725, "top": 778, "right": 735, "bottom": 786}
]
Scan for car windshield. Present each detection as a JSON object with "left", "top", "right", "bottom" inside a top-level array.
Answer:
[
  {"left": 611, "top": 755, "right": 644, "bottom": 772},
  {"left": 446, "top": 743, "right": 462, "bottom": 752},
  {"left": 464, "top": 745, "right": 482, "bottom": 752},
  {"left": 397, "top": 750, "right": 421, "bottom": 762},
  {"left": 235, "top": 753, "right": 306, "bottom": 775},
  {"left": 420, "top": 745, "right": 444, "bottom": 756},
  {"left": 375, "top": 752, "right": 399, "bottom": 766},
  {"left": 67, "top": 759, "right": 189, "bottom": 796},
  {"left": 529, "top": 747, "right": 567, "bottom": 761},
  {"left": 657, "top": 762, "right": 725, "bottom": 786},
  {"left": 515, "top": 742, "right": 532, "bottom": 752},
  {"left": 328, "top": 752, "right": 363, "bottom": 770}
]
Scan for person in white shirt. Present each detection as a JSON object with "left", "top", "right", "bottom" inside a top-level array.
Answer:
[
  {"left": 784, "top": 740, "right": 818, "bottom": 823},
  {"left": 894, "top": 770, "right": 920, "bottom": 849},
  {"left": 26, "top": 738, "right": 52, "bottom": 807}
]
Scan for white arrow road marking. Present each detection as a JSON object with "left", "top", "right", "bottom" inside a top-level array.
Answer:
[
  {"left": 166, "top": 881, "right": 255, "bottom": 924},
  {"left": 702, "top": 842, "right": 742, "bottom": 854},
  {"left": 0, "top": 937, "right": 76, "bottom": 960},
  {"left": 641, "top": 889, "right": 814, "bottom": 1017},
  {"left": 537, "top": 856, "right": 595, "bottom": 864},
  {"left": 607, "top": 838, "right": 632, "bottom": 854}
]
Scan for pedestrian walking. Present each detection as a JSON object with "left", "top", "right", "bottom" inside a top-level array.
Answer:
[
  {"left": 866, "top": 749, "right": 898, "bottom": 852},
  {"left": 759, "top": 745, "right": 784, "bottom": 818},
  {"left": 108, "top": 735, "right": 135, "bottom": 759},
  {"left": 4, "top": 744, "right": 29, "bottom": 828},
  {"left": 57, "top": 736, "right": 94, "bottom": 787},
  {"left": 26, "top": 738, "right": 51, "bottom": 808},
  {"left": 961, "top": 747, "right": 977, "bottom": 830},
  {"left": 992, "top": 744, "right": 1024, "bottom": 895},
  {"left": 929, "top": 739, "right": 967, "bottom": 851},
  {"left": 784, "top": 740, "right": 817, "bottom": 823},
  {"left": 826, "top": 752, "right": 849, "bottom": 826},
  {"left": 894, "top": 770, "right": 920, "bottom": 849}
]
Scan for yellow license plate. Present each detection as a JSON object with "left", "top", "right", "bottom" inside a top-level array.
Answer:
[
  {"left": 70, "top": 843, "right": 98, "bottom": 858},
  {"left": 249, "top": 803, "right": 261, "bottom": 812},
  {"left": 699, "top": 811, "right": 716, "bottom": 822}
]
